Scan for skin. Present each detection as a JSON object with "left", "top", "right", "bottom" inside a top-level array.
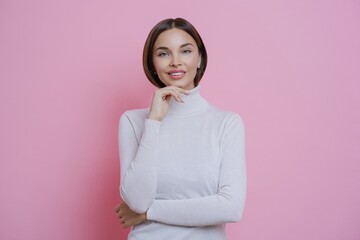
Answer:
[
  {"left": 115, "top": 28, "right": 202, "bottom": 228},
  {"left": 114, "top": 202, "right": 146, "bottom": 229},
  {"left": 153, "top": 28, "right": 201, "bottom": 91},
  {"left": 148, "top": 28, "right": 202, "bottom": 121}
]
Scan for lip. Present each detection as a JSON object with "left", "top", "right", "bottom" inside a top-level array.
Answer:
[{"left": 167, "top": 70, "right": 186, "bottom": 80}]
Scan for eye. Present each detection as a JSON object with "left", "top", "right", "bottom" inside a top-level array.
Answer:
[
  {"left": 182, "top": 49, "right": 192, "bottom": 54},
  {"left": 158, "top": 52, "right": 169, "bottom": 57}
]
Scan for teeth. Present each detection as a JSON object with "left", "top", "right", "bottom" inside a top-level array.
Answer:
[{"left": 169, "top": 72, "right": 184, "bottom": 76}]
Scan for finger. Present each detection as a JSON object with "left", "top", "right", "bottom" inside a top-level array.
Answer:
[
  {"left": 122, "top": 215, "right": 144, "bottom": 229},
  {"left": 161, "top": 92, "right": 171, "bottom": 100},
  {"left": 121, "top": 219, "right": 133, "bottom": 229},
  {"left": 167, "top": 89, "right": 184, "bottom": 103},
  {"left": 170, "top": 87, "right": 190, "bottom": 101},
  {"left": 174, "top": 94, "right": 184, "bottom": 103},
  {"left": 166, "top": 86, "right": 191, "bottom": 94},
  {"left": 120, "top": 202, "right": 131, "bottom": 212},
  {"left": 122, "top": 219, "right": 133, "bottom": 229},
  {"left": 117, "top": 209, "right": 135, "bottom": 221},
  {"left": 121, "top": 220, "right": 128, "bottom": 229},
  {"left": 173, "top": 87, "right": 191, "bottom": 95},
  {"left": 117, "top": 207, "right": 128, "bottom": 219},
  {"left": 119, "top": 210, "right": 138, "bottom": 221},
  {"left": 159, "top": 90, "right": 180, "bottom": 102},
  {"left": 162, "top": 86, "right": 185, "bottom": 95},
  {"left": 114, "top": 203, "right": 121, "bottom": 212},
  {"left": 157, "top": 87, "right": 188, "bottom": 103},
  {"left": 122, "top": 224, "right": 129, "bottom": 229},
  {"left": 156, "top": 89, "right": 170, "bottom": 100},
  {"left": 122, "top": 222, "right": 130, "bottom": 229}
]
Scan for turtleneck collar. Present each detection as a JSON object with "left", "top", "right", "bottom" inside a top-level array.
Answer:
[{"left": 167, "top": 84, "right": 209, "bottom": 116}]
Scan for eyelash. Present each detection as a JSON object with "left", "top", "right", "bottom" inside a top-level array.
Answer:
[
  {"left": 157, "top": 50, "right": 192, "bottom": 57},
  {"left": 158, "top": 52, "right": 169, "bottom": 57}
]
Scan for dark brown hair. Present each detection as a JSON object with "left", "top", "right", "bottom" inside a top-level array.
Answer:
[{"left": 143, "top": 18, "right": 208, "bottom": 88}]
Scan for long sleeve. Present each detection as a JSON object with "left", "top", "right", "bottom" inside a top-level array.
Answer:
[
  {"left": 146, "top": 114, "right": 246, "bottom": 226},
  {"left": 118, "top": 111, "right": 161, "bottom": 213}
]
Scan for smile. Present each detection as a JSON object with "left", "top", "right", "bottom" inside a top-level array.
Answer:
[
  {"left": 168, "top": 70, "right": 186, "bottom": 80},
  {"left": 169, "top": 72, "right": 184, "bottom": 76}
]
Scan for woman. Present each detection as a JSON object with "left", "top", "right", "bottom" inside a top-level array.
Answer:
[{"left": 115, "top": 18, "right": 246, "bottom": 240}]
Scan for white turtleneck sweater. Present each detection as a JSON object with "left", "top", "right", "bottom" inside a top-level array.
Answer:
[{"left": 118, "top": 84, "right": 246, "bottom": 240}]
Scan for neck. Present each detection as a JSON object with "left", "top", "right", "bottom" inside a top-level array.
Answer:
[{"left": 167, "top": 84, "right": 209, "bottom": 116}]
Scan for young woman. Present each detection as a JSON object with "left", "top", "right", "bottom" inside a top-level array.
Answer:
[{"left": 115, "top": 18, "right": 246, "bottom": 240}]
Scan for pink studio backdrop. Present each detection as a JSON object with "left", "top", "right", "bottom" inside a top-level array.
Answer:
[{"left": 1, "top": 0, "right": 359, "bottom": 239}]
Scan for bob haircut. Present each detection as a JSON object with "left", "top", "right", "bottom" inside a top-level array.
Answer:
[{"left": 143, "top": 18, "right": 208, "bottom": 88}]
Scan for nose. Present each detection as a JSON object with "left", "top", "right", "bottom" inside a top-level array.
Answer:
[{"left": 170, "top": 54, "right": 182, "bottom": 67}]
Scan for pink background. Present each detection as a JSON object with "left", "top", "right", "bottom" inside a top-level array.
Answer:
[{"left": 1, "top": 0, "right": 359, "bottom": 239}]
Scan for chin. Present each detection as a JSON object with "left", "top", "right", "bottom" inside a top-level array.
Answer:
[
  {"left": 172, "top": 81, "right": 195, "bottom": 89},
  {"left": 176, "top": 83, "right": 193, "bottom": 90},
  {"left": 160, "top": 76, "right": 195, "bottom": 89}
]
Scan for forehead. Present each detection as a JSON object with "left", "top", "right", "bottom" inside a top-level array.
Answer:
[{"left": 154, "top": 28, "right": 196, "bottom": 48}]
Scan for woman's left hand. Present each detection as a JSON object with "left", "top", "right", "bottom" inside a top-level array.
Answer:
[{"left": 114, "top": 202, "right": 147, "bottom": 229}]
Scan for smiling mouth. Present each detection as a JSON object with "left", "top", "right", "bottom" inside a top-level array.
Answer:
[
  {"left": 168, "top": 71, "right": 186, "bottom": 79},
  {"left": 169, "top": 72, "right": 184, "bottom": 76}
]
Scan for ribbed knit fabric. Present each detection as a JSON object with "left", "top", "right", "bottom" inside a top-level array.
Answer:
[{"left": 118, "top": 84, "right": 246, "bottom": 240}]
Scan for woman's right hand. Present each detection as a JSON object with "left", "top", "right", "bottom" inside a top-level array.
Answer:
[{"left": 148, "top": 86, "right": 190, "bottom": 121}]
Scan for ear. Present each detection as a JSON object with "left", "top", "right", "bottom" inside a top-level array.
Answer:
[{"left": 197, "top": 54, "right": 202, "bottom": 69}]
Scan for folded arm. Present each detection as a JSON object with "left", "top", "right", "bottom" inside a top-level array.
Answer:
[{"left": 119, "top": 112, "right": 161, "bottom": 213}]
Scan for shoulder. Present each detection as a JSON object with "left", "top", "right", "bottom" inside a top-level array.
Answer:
[
  {"left": 121, "top": 108, "right": 149, "bottom": 120},
  {"left": 119, "top": 108, "right": 150, "bottom": 126},
  {"left": 118, "top": 108, "right": 150, "bottom": 140}
]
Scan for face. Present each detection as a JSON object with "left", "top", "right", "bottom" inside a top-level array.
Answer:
[{"left": 152, "top": 28, "right": 201, "bottom": 90}]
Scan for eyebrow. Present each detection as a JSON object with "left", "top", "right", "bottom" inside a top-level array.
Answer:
[{"left": 155, "top": 43, "right": 194, "bottom": 51}]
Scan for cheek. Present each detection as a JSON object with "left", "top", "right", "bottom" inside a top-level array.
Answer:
[
  {"left": 153, "top": 58, "right": 166, "bottom": 72},
  {"left": 188, "top": 51, "right": 200, "bottom": 64},
  {"left": 188, "top": 56, "right": 200, "bottom": 69},
  {"left": 152, "top": 57, "right": 158, "bottom": 68}
]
